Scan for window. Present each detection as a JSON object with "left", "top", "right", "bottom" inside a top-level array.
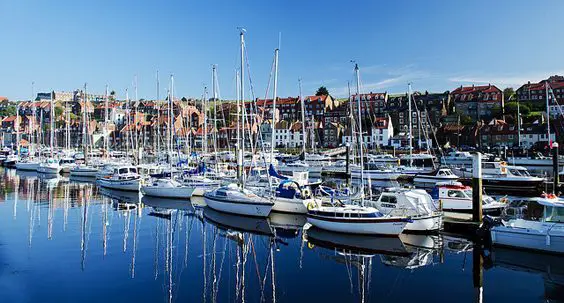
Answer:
[
  {"left": 380, "top": 195, "right": 397, "bottom": 204},
  {"left": 447, "top": 190, "right": 465, "bottom": 198}
]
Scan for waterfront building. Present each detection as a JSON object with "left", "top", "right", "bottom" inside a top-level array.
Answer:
[
  {"left": 451, "top": 84, "right": 503, "bottom": 122},
  {"left": 516, "top": 75, "right": 564, "bottom": 117}
]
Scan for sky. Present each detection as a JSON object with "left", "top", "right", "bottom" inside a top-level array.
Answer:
[{"left": 1, "top": 0, "right": 564, "bottom": 101}]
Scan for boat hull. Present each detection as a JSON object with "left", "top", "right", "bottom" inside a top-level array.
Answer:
[
  {"left": 97, "top": 178, "right": 141, "bottom": 191},
  {"left": 141, "top": 185, "right": 194, "bottom": 199},
  {"left": 204, "top": 195, "right": 273, "bottom": 217},
  {"left": 16, "top": 162, "right": 39, "bottom": 171},
  {"left": 482, "top": 178, "right": 542, "bottom": 193},
  {"left": 306, "top": 215, "right": 407, "bottom": 235},
  {"left": 491, "top": 223, "right": 564, "bottom": 254},
  {"left": 271, "top": 197, "right": 317, "bottom": 214},
  {"left": 404, "top": 214, "right": 443, "bottom": 232},
  {"left": 37, "top": 166, "right": 60, "bottom": 174},
  {"left": 70, "top": 168, "right": 99, "bottom": 177}
]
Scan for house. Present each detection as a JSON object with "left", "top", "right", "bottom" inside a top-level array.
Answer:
[
  {"left": 477, "top": 119, "right": 517, "bottom": 147},
  {"left": 350, "top": 92, "right": 388, "bottom": 119},
  {"left": 451, "top": 84, "right": 503, "bottom": 122},
  {"left": 303, "top": 95, "right": 335, "bottom": 121},
  {"left": 342, "top": 116, "right": 394, "bottom": 148},
  {"left": 518, "top": 123, "right": 555, "bottom": 148},
  {"left": 322, "top": 121, "right": 344, "bottom": 148},
  {"left": 516, "top": 75, "right": 564, "bottom": 117}
]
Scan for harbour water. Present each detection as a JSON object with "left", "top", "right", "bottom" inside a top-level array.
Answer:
[{"left": 0, "top": 169, "right": 562, "bottom": 302}]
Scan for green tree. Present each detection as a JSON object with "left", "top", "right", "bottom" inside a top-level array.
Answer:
[
  {"left": 505, "top": 101, "right": 530, "bottom": 116},
  {"left": 503, "top": 87, "right": 516, "bottom": 101},
  {"left": 0, "top": 105, "right": 17, "bottom": 117},
  {"left": 181, "top": 97, "right": 188, "bottom": 102},
  {"left": 316, "top": 86, "right": 329, "bottom": 96},
  {"left": 459, "top": 114, "right": 474, "bottom": 125},
  {"left": 54, "top": 106, "right": 64, "bottom": 119}
]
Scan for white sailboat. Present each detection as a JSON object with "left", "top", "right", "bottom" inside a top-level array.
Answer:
[
  {"left": 204, "top": 29, "right": 274, "bottom": 217},
  {"left": 37, "top": 91, "right": 61, "bottom": 174},
  {"left": 306, "top": 64, "right": 410, "bottom": 235}
]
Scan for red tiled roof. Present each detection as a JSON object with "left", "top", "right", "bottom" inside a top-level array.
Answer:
[{"left": 2, "top": 116, "right": 17, "bottom": 122}]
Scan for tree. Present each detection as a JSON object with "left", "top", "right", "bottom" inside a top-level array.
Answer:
[
  {"left": 55, "top": 106, "right": 64, "bottom": 118},
  {"left": 505, "top": 101, "right": 530, "bottom": 116},
  {"left": 316, "top": 86, "right": 329, "bottom": 96},
  {"left": 181, "top": 97, "right": 188, "bottom": 102},
  {"left": 0, "top": 105, "right": 17, "bottom": 117},
  {"left": 503, "top": 87, "right": 516, "bottom": 101}
]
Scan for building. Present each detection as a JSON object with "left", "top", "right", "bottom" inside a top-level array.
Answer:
[
  {"left": 451, "top": 84, "right": 503, "bottom": 122},
  {"left": 516, "top": 75, "right": 564, "bottom": 117},
  {"left": 342, "top": 116, "right": 394, "bottom": 148},
  {"left": 518, "top": 123, "right": 555, "bottom": 148},
  {"left": 477, "top": 119, "right": 517, "bottom": 147}
]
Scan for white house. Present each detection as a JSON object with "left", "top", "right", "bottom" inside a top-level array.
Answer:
[
  {"left": 273, "top": 121, "right": 304, "bottom": 148},
  {"left": 342, "top": 115, "right": 394, "bottom": 148},
  {"left": 518, "top": 124, "right": 556, "bottom": 147}
]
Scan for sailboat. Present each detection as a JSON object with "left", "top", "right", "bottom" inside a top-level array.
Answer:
[
  {"left": 71, "top": 85, "right": 104, "bottom": 178},
  {"left": 141, "top": 75, "right": 203, "bottom": 199},
  {"left": 17, "top": 88, "right": 41, "bottom": 171},
  {"left": 37, "top": 91, "right": 61, "bottom": 174},
  {"left": 204, "top": 29, "right": 274, "bottom": 217},
  {"left": 306, "top": 64, "right": 411, "bottom": 235}
]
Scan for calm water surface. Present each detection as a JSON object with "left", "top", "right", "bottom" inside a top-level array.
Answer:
[{"left": 0, "top": 169, "right": 562, "bottom": 302}]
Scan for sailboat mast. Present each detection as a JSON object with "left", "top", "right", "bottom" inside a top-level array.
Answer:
[
  {"left": 83, "top": 83, "right": 88, "bottom": 165},
  {"left": 239, "top": 29, "right": 246, "bottom": 186},
  {"left": 169, "top": 75, "right": 174, "bottom": 172},
  {"left": 203, "top": 86, "right": 208, "bottom": 154},
  {"left": 15, "top": 99, "right": 20, "bottom": 158},
  {"left": 156, "top": 71, "right": 161, "bottom": 158},
  {"left": 408, "top": 83, "right": 413, "bottom": 166},
  {"left": 517, "top": 97, "right": 521, "bottom": 147},
  {"left": 354, "top": 64, "right": 365, "bottom": 203},
  {"left": 270, "top": 48, "right": 279, "bottom": 165},
  {"left": 236, "top": 70, "right": 241, "bottom": 180},
  {"left": 104, "top": 85, "right": 109, "bottom": 158},
  {"left": 31, "top": 81, "right": 36, "bottom": 157},
  {"left": 240, "top": 29, "right": 246, "bottom": 185},
  {"left": 50, "top": 91, "right": 54, "bottom": 158},
  {"left": 299, "top": 78, "right": 306, "bottom": 157},
  {"left": 212, "top": 65, "right": 219, "bottom": 167},
  {"left": 546, "top": 83, "right": 551, "bottom": 146},
  {"left": 125, "top": 89, "right": 130, "bottom": 158}
]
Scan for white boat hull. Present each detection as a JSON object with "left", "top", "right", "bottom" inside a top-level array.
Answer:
[
  {"left": 141, "top": 185, "right": 194, "bottom": 199},
  {"left": 271, "top": 197, "right": 317, "bottom": 214},
  {"left": 204, "top": 196, "right": 273, "bottom": 217},
  {"left": 16, "top": 162, "right": 40, "bottom": 171},
  {"left": 352, "top": 169, "right": 401, "bottom": 180},
  {"left": 306, "top": 216, "right": 407, "bottom": 235},
  {"left": 491, "top": 221, "right": 564, "bottom": 254},
  {"left": 37, "top": 166, "right": 61, "bottom": 174},
  {"left": 97, "top": 178, "right": 140, "bottom": 191},
  {"left": 404, "top": 214, "right": 443, "bottom": 232}
]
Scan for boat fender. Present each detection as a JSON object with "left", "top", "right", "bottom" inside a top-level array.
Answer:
[
  {"left": 307, "top": 201, "right": 316, "bottom": 211},
  {"left": 302, "top": 188, "right": 312, "bottom": 199},
  {"left": 307, "top": 242, "right": 315, "bottom": 249}
]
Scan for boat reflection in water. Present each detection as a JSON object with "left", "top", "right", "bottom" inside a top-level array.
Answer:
[
  {"left": 204, "top": 207, "right": 274, "bottom": 236},
  {"left": 491, "top": 247, "right": 564, "bottom": 301}
]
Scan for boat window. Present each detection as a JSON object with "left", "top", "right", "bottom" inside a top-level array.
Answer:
[
  {"left": 447, "top": 190, "right": 465, "bottom": 198},
  {"left": 380, "top": 195, "right": 397, "bottom": 204},
  {"left": 463, "top": 190, "right": 473, "bottom": 198},
  {"left": 130, "top": 168, "right": 138, "bottom": 174},
  {"left": 119, "top": 168, "right": 128, "bottom": 174},
  {"left": 544, "top": 206, "right": 564, "bottom": 223},
  {"left": 483, "top": 163, "right": 495, "bottom": 169},
  {"left": 439, "top": 171, "right": 447, "bottom": 176},
  {"left": 217, "top": 190, "right": 227, "bottom": 197}
]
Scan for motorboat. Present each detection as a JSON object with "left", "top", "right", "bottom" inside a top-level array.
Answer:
[
  {"left": 97, "top": 165, "right": 141, "bottom": 191},
  {"left": 451, "top": 162, "right": 544, "bottom": 193},
  {"left": 70, "top": 164, "right": 99, "bottom": 177},
  {"left": 399, "top": 153, "right": 437, "bottom": 170},
  {"left": 16, "top": 158, "right": 40, "bottom": 171},
  {"left": 204, "top": 183, "right": 274, "bottom": 217},
  {"left": 364, "top": 188, "right": 442, "bottom": 232},
  {"left": 59, "top": 157, "right": 76, "bottom": 173},
  {"left": 507, "top": 152, "right": 564, "bottom": 167},
  {"left": 431, "top": 182, "right": 506, "bottom": 220},
  {"left": 306, "top": 203, "right": 411, "bottom": 235},
  {"left": 3, "top": 154, "right": 18, "bottom": 168},
  {"left": 141, "top": 178, "right": 194, "bottom": 199},
  {"left": 37, "top": 158, "right": 61, "bottom": 174},
  {"left": 413, "top": 167, "right": 459, "bottom": 188},
  {"left": 490, "top": 194, "right": 564, "bottom": 254}
]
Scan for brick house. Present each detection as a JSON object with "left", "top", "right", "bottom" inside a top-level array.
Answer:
[{"left": 451, "top": 84, "right": 503, "bottom": 122}]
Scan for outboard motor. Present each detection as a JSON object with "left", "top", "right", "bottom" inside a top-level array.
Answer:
[{"left": 476, "top": 215, "right": 503, "bottom": 244}]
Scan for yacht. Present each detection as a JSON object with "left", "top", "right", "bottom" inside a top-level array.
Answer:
[
  {"left": 180, "top": 175, "right": 221, "bottom": 197},
  {"left": 97, "top": 165, "right": 141, "bottom": 191},
  {"left": 16, "top": 158, "right": 40, "bottom": 171},
  {"left": 413, "top": 167, "right": 459, "bottom": 188},
  {"left": 441, "top": 151, "right": 475, "bottom": 166},
  {"left": 204, "top": 183, "right": 275, "bottom": 217},
  {"left": 364, "top": 188, "right": 442, "bottom": 232},
  {"left": 3, "top": 154, "right": 18, "bottom": 168},
  {"left": 431, "top": 182, "right": 506, "bottom": 220},
  {"left": 452, "top": 162, "right": 544, "bottom": 193},
  {"left": 70, "top": 164, "right": 99, "bottom": 178},
  {"left": 141, "top": 178, "right": 194, "bottom": 199},
  {"left": 37, "top": 158, "right": 61, "bottom": 174},
  {"left": 306, "top": 203, "right": 411, "bottom": 235},
  {"left": 59, "top": 157, "right": 77, "bottom": 173},
  {"left": 490, "top": 194, "right": 564, "bottom": 254}
]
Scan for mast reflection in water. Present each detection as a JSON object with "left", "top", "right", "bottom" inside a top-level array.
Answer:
[{"left": 0, "top": 169, "right": 560, "bottom": 302}]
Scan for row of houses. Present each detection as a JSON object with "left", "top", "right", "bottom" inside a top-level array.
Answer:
[{"left": 1, "top": 74, "right": 564, "bottom": 150}]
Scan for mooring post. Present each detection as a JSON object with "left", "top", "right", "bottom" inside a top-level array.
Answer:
[
  {"left": 472, "top": 152, "right": 483, "bottom": 223},
  {"left": 553, "top": 142, "right": 559, "bottom": 194}
]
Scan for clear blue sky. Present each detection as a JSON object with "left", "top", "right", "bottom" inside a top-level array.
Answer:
[{"left": 2, "top": 0, "right": 564, "bottom": 101}]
